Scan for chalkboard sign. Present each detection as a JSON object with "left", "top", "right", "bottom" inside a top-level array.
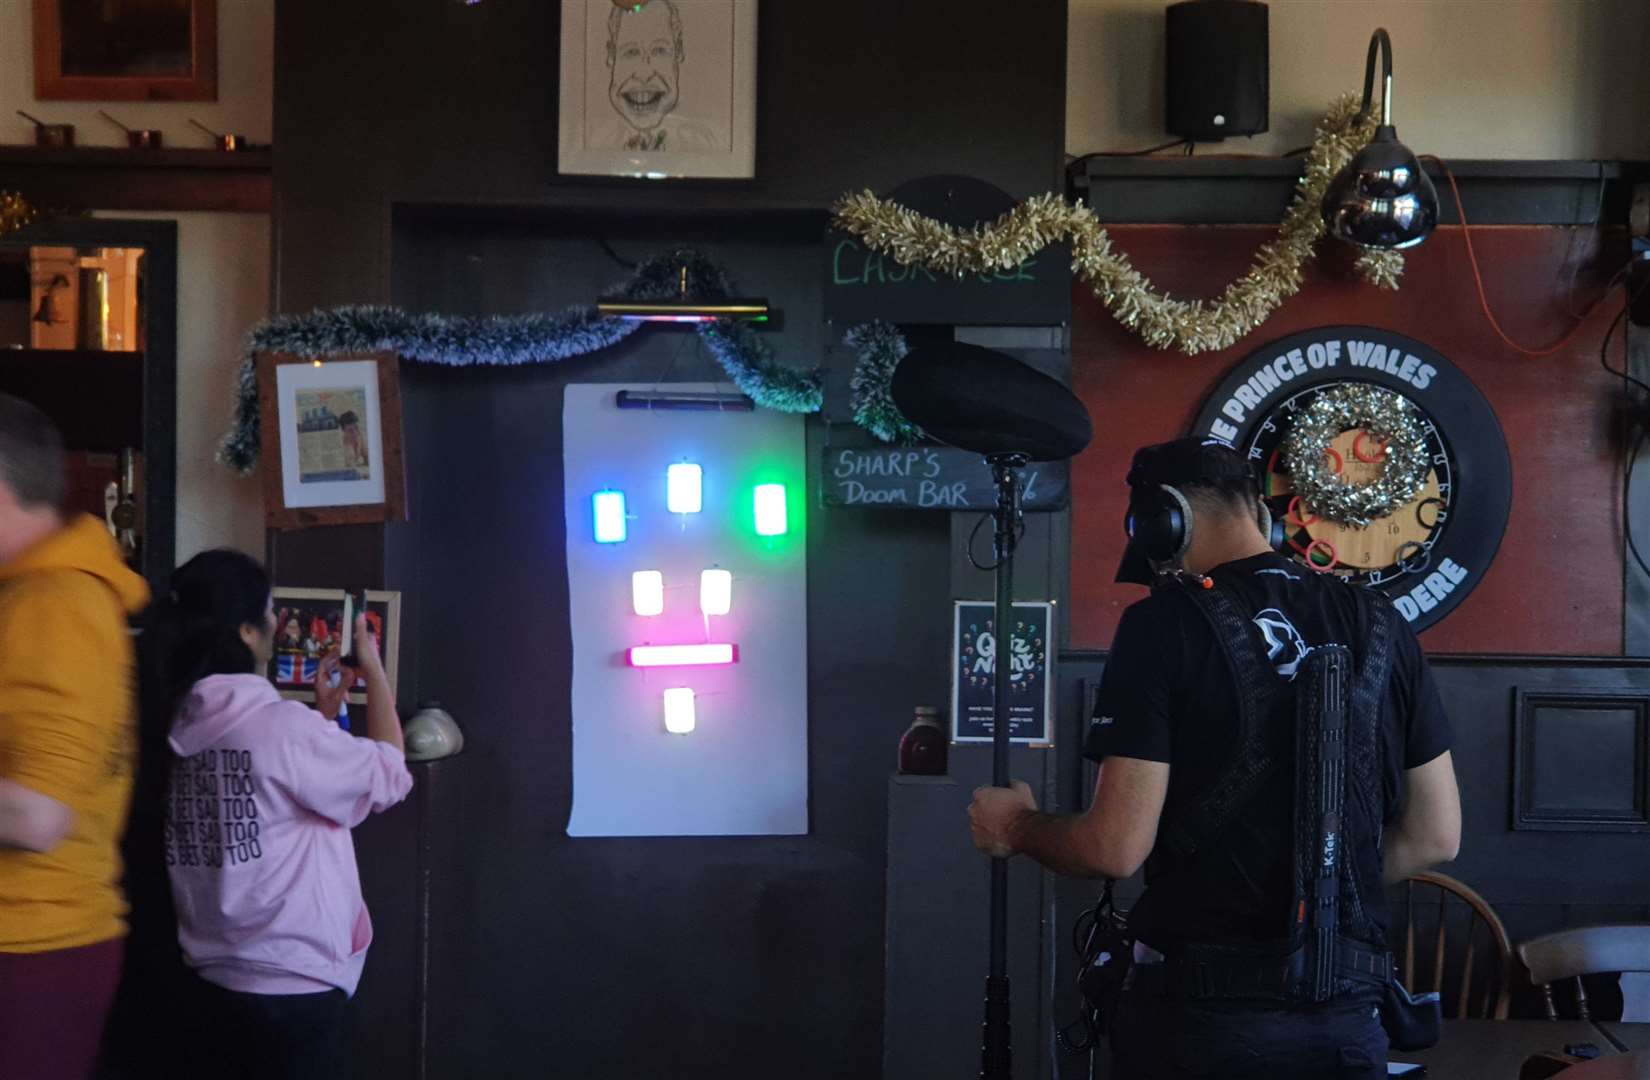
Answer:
[
  {"left": 822, "top": 175, "right": 1071, "bottom": 326},
  {"left": 821, "top": 446, "right": 1069, "bottom": 511},
  {"left": 951, "top": 600, "right": 1053, "bottom": 745}
]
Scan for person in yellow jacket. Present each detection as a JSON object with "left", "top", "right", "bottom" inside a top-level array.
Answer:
[{"left": 0, "top": 395, "right": 149, "bottom": 1080}]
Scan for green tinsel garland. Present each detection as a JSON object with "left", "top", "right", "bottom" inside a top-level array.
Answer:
[
  {"left": 219, "top": 249, "right": 824, "bottom": 474},
  {"left": 845, "top": 321, "right": 924, "bottom": 444}
]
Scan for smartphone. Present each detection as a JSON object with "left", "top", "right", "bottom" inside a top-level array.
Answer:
[
  {"left": 341, "top": 588, "right": 367, "bottom": 668},
  {"left": 1387, "top": 1065, "right": 1427, "bottom": 1077}
]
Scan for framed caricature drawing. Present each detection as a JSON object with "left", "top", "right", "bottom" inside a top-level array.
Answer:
[{"left": 558, "top": 0, "right": 756, "bottom": 179}]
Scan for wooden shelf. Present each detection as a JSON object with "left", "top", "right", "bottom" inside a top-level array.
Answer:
[
  {"left": 1074, "top": 157, "right": 1650, "bottom": 226},
  {"left": 0, "top": 145, "right": 271, "bottom": 214}
]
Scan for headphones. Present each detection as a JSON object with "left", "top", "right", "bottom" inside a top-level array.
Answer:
[{"left": 1125, "top": 483, "right": 1287, "bottom": 566}]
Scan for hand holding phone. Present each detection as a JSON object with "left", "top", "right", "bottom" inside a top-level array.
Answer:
[{"left": 341, "top": 588, "right": 367, "bottom": 669}]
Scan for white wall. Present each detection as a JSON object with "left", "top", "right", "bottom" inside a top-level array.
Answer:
[
  {"left": 1068, "top": 0, "right": 1650, "bottom": 160},
  {"left": 0, "top": 0, "right": 272, "bottom": 147},
  {"left": 92, "top": 210, "right": 268, "bottom": 561},
  {"left": 1, "top": 0, "right": 273, "bottom": 562}
]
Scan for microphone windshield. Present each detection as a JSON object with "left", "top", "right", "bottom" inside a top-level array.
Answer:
[{"left": 890, "top": 342, "right": 1092, "bottom": 462}]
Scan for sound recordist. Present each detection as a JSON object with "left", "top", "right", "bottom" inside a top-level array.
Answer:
[{"left": 969, "top": 437, "right": 1462, "bottom": 1079}]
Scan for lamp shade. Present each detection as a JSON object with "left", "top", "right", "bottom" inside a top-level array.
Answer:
[{"left": 1321, "top": 125, "right": 1438, "bottom": 250}]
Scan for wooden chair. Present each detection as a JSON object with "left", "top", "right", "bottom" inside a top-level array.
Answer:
[
  {"left": 1518, "top": 925, "right": 1650, "bottom": 1022},
  {"left": 1400, "top": 871, "right": 1514, "bottom": 1020}
]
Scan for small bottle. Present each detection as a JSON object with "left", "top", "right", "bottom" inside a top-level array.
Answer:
[{"left": 897, "top": 706, "right": 948, "bottom": 775}]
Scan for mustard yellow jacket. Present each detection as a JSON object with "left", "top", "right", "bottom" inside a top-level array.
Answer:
[{"left": 0, "top": 515, "right": 149, "bottom": 952}]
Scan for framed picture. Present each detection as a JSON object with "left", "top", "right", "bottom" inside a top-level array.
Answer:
[
  {"left": 33, "top": 0, "right": 217, "bottom": 102},
  {"left": 258, "top": 351, "right": 407, "bottom": 529},
  {"left": 557, "top": 0, "right": 756, "bottom": 179},
  {"left": 951, "top": 600, "right": 1054, "bottom": 747},
  {"left": 268, "top": 588, "right": 402, "bottom": 707}
]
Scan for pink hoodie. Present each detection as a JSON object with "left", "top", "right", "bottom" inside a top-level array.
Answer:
[{"left": 166, "top": 673, "right": 413, "bottom": 996}]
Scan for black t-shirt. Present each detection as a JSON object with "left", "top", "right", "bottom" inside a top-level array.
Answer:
[{"left": 1083, "top": 552, "right": 1451, "bottom": 951}]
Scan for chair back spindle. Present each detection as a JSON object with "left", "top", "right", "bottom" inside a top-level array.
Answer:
[
  {"left": 1518, "top": 925, "right": 1650, "bottom": 1022},
  {"left": 1400, "top": 872, "right": 1512, "bottom": 1020}
]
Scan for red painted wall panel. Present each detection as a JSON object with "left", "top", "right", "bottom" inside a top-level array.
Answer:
[{"left": 1070, "top": 225, "right": 1626, "bottom": 656}]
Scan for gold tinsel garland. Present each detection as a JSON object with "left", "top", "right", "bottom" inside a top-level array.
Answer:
[
  {"left": 831, "top": 95, "right": 1405, "bottom": 355},
  {"left": 0, "top": 191, "right": 37, "bottom": 239}
]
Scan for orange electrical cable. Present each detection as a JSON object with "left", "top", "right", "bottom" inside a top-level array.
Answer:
[{"left": 1425, "top": 155, "right": 1615, "bottom": 358}]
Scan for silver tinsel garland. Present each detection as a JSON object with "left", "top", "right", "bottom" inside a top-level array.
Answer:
[{"left": 1281, "top": 385, "right": 1430, "bottom": 526}]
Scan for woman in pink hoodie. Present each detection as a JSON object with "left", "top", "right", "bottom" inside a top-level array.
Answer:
[{"left": 147, "top": 550, "right": 412, "bottom": 1080}]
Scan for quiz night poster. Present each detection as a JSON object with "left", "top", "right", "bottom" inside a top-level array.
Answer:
[{"left": 951, "top": 600, "right": 1053, "bottom": 745}]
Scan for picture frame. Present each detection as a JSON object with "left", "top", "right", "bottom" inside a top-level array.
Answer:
[
  {"left": 33, "top": 0, "right": 218, "bottom": 102},
  {"left": 951, "top": 600, "right": 1054, "bottom": 747},
  {"left": 268, "top": 587, "right": 402, "bottom": 708},
  {"left": 557, "top": 0, "right": 756, "bottom": 179},
  {"left": 258, "top": 351, "right": 407, "bottom": 530}
]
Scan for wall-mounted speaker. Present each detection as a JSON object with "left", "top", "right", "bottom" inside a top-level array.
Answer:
[{"left": 1165, "top": 0, "right": 1269, "bottom": 142}]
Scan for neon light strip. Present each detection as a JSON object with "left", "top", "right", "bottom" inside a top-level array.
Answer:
[{"left": 626, "top": 643, "right": 739, "bottom": 667}]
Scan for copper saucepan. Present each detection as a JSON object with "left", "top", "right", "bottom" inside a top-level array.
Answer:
[
  {"left": 16, "top": 110, "right": 73, "bottom": 148},
  {"left": 189, "top": 118, "right": 256, "bottom": 152},
  {"left": 99, "top": 111, "right": 162, "bottom": 149}
]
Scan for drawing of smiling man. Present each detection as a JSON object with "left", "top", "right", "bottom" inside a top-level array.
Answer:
[{"left": 602, "top": 0, "right": 722, "bottom": 153}]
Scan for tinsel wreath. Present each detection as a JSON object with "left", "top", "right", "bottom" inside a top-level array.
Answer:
[
  {"left": 844, "top": 321, "right": 924, "bottom": 444},
  {"left": 831, "top": 95, "right": 1405, "bottom": 355},
  {"left": 218, "top": 249, "right": 824, "bottom": 474},
  {"left": 0, "top": 191, "right": 38, "bottom": 239},
  {"left": 1282, "top": 384, "right": 1430, "bottom": 527}
]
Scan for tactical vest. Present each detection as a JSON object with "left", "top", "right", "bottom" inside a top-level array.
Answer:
[{"left": 1145, "top": 576, "right": 1396, "bottom": 1003}]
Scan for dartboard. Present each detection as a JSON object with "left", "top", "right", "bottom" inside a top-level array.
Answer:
[{"left": 1190, "top": 326, "right": 1512, "bottom": 632}]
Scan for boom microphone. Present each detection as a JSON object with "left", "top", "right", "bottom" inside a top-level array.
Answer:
[{"left": 890, "top": 343, "right": 1093, "bottom": 462}]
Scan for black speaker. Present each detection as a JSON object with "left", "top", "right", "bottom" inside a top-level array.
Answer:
[{"left": 1165, "top": 0, "right": 1268, "bottom": 142}]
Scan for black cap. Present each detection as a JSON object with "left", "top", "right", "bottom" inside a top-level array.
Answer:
[{"left": 1115, "top": 438, "right": 1258, "bottom": 585}]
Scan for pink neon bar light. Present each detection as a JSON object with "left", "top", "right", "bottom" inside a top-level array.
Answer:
[{"left": 626, "top": 643, "right": 739, "bottom": 667}]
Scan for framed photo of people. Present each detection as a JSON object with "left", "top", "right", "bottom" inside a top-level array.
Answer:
[
  {"left": 557, "top": 0, "right": 757, "bottom": 179},
  {"left": 268, "top": 587, "right": 401, "bottom": 707},
  {"left": 258, "top": 351, "right": 407, "bottom": 529}
]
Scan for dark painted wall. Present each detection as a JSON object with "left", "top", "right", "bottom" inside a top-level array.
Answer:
[
  {"left": 390, "top": 222, "right": 957, "bottom": 1078},
  {"left": 268, "top": 3, "right": 1068, "bottom": 1076},
  {"left": 273, "top": 0, "right": 1067, "bottom": 311},
  {"left": 1068, "top": 226, "right": 1629, "bottom": 656}
]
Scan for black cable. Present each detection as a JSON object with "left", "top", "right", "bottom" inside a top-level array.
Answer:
[
  {"left": 1602, "top": 271, "right": 1650, "bottom": 584},
  {"left": 1184, "top": 141, "right": 1195, "bottom": 157},
  {"left": 1599, "top": 276, "right": 1650, "bottom": 398},
  {"left": 966, "top": 513, "right": 999, "bottom": 572},
  {"left": 1055, "top": 892, "right": 1109, "bottom": 1054},
  {"left": 1625, "top": 427, "right": 1650, "bottom": 585},
  {"left": 1066, "top": 140, "right": 1189, "bottom": 170},
  {"left": 594, "top": 237, "right": 638, "bottom": 271}
]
